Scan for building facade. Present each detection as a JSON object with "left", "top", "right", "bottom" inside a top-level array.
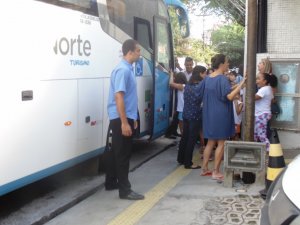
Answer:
[{"left": 257, "top": 0, "right": 300, "bottom": 150}]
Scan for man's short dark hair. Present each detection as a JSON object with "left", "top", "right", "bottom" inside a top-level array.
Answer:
[
  {"left": 185, "top": 57, "right": 193, "bottom": 64},
  {"left": 122, "top": 39, "right": 138, "bottom": 56}
]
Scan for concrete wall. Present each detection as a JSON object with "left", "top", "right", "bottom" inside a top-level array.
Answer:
[
  {"left": 267, "top": 1, "right": 300, "bottom": 54},
  {"left": 256, "top": 1, "right": 300, "bottom": 151}
]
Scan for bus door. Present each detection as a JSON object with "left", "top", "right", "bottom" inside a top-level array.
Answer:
[{"left": 150, "top": 15, "right": 172, "bottom": 140}]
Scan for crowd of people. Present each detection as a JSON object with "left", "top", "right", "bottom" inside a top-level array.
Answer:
[
  {"left": 104, "top": 38, "right": 278, "bottom": 200},
  {"left": 169, "top": 55, "right": 277, "bottom": 181}
]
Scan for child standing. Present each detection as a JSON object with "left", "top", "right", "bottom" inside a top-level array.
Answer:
[
  {"left": 228, "top": 70, "right": 237, "bottom": 86},
  {"left": 255, "top": 73, "right": 274, "bottom": 151},
  {"left": 229, "top": 70, "right": 243, "bottom": 140},
  {"left": 232, "top": 93, "right": 243, "bottom": 140}
]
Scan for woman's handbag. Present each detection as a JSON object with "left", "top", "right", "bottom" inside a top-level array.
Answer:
[{"left": 271, "top": 102, "right": 280, "bottom": 116}]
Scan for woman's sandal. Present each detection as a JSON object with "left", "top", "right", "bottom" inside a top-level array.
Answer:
[
  {"left": 200, "top": 170, "right": 212, "bottom": 176},
  {"left": 212, "top": 173, "right": 224, "bottom": 180}
]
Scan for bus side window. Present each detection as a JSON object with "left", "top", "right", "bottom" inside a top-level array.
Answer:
[
  {"left": 106, "top": 0, "right": 132, "bottom": 37},
  {"left": 134, "top": 17, "right": 152, "bottom": 53},
  {"left": 37, "top": 0, "right": 98, "bottom": 16}
]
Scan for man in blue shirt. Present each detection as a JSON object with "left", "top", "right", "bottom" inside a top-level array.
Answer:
[{"left": 105, "top": 39, "right": 144, "bottom": 200}]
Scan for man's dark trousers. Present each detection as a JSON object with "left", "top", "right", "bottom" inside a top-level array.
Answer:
[
  {"left": 105, "top": 118, "right": 134, "bottom": 196},
  {"left": 177, "top": 119, "right": 201, "bottom": 167}
]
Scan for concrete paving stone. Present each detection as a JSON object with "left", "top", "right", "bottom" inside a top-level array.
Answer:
[
  {"left": 220, "top": 206, "right": 233, "bottom": 215},
  {"left": 232, "top": 202, "right": 247, "bottom": 211},
  {"left": 226, "top": 212, "right": 244, "bottom": 224},
  {"left": 233, "top": 207, "right": 246, "bottom": 212},
  {"left": 244, "top": 219, "right": 260, "bottom": 225},
  {"left": 243, "top": 212, "right": 260, "bottom": 219},
  {"left": 246, "top": 208, "right": 260, "bottom": 214},
  {"left": 200, "top": 194, "right": 264, "bottom": 225},
  {"left": 248, "top": 201, "right": 263, "bottom": 206},
  {"left": 211, "top": 216, "right": 228, "bottom": 224},
  {"left": 221, "top": 197, "right": 236, "bottom": 204}
]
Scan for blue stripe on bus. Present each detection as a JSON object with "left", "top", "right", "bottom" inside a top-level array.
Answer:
[{"left": 0, "top": 147, "right": 105, "bottom": 196}]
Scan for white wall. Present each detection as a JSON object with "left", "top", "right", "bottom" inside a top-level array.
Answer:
[
  {"left": 268, "top": 1, "right": 300, "bottom": 54},
  {"left": 257, "top": 0, "right": 300, "bottom": 151}
]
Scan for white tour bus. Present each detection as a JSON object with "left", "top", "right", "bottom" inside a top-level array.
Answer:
[{"left": 0, "top": 0, "right": 189, "bottom": 196}]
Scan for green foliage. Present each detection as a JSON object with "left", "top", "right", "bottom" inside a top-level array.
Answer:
[
  {"left": 183, "top": 0, "right": 245, "bottom": 26},
  {"left": 169, "top": 1, "right": 245, "bottom": 66},
  {"left": 211, "top": 23, "right": 245, "bottom": 66},
  {"left": 186, "top": 39, "right": 217, "bottom": 65},
  {"left": 169, "top": 7, "right": 182, "bottom": 47},
  {"left": 169, "top": 7, "right": 188, "bottom": 56},
  {"left": 175, "top": 37, "right": 216, "bottom": 65},
  {"left": 169, "top": 7, "right": 216, "bottom": 65}
]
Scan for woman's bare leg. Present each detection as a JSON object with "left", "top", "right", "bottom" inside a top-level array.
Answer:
[
  {"left": 202, "top": 139, "right": 216, "bottom": 171},
  {"left": 178, "top": 120, "right": 183, "bottom": 135},
  {"left": 213, "top": 140, "right": 225, "bottom": 176}
]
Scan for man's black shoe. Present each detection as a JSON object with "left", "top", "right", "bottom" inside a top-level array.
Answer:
[
  {"left": 184, "top": 165, "right": 201, "bottom": 169},
  {"left": 105, "top": 183, "right": 118, "bottom": 191},
  {"left": 119, "top": 191, "right": 144, "bottom": 200}
]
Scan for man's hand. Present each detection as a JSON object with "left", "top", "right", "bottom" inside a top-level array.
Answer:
[
  {"left": 169, "top": 70, "right": 174, "bottom": 85},
  {"left": 121, "top": 122, "right": 132, "bottom": 137},
  {"left": 243, "top": 72, "right": 247, "bottom": 83},
  {"left": 240, "top": 72, "right": 247, "bottom": 88}
]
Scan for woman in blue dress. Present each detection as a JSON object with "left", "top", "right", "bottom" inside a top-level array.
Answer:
[{"left": 201, "top": 54, "right": 247, "bottom": 180}]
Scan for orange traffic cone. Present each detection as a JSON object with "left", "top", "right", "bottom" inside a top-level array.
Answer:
[{"left": 260, "top": 128, "right": 285, "bottom": 199}]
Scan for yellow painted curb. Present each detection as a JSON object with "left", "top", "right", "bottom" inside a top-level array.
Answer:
[{"left": 107, "top": 166, "right": 191, "bottom": 225}]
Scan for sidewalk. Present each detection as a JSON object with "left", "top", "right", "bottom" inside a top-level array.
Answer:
[
  {"left": 44, "top": 143, "right": 269, "bottom": 225},
  {"left": 2, "top": 137, "right": 297, "bottom": 225}
]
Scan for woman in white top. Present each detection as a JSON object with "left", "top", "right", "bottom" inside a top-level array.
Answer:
[
  {"left": 255, "top": 73, "right": 274, "bottom": 151},
  {"left": 169, "top": 72, "right": 187, "bottom": 134}
]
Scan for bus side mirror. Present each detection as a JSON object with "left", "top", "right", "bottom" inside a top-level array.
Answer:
[{"left": 175, "top": 7, "right": 190, "bottom": 38}]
